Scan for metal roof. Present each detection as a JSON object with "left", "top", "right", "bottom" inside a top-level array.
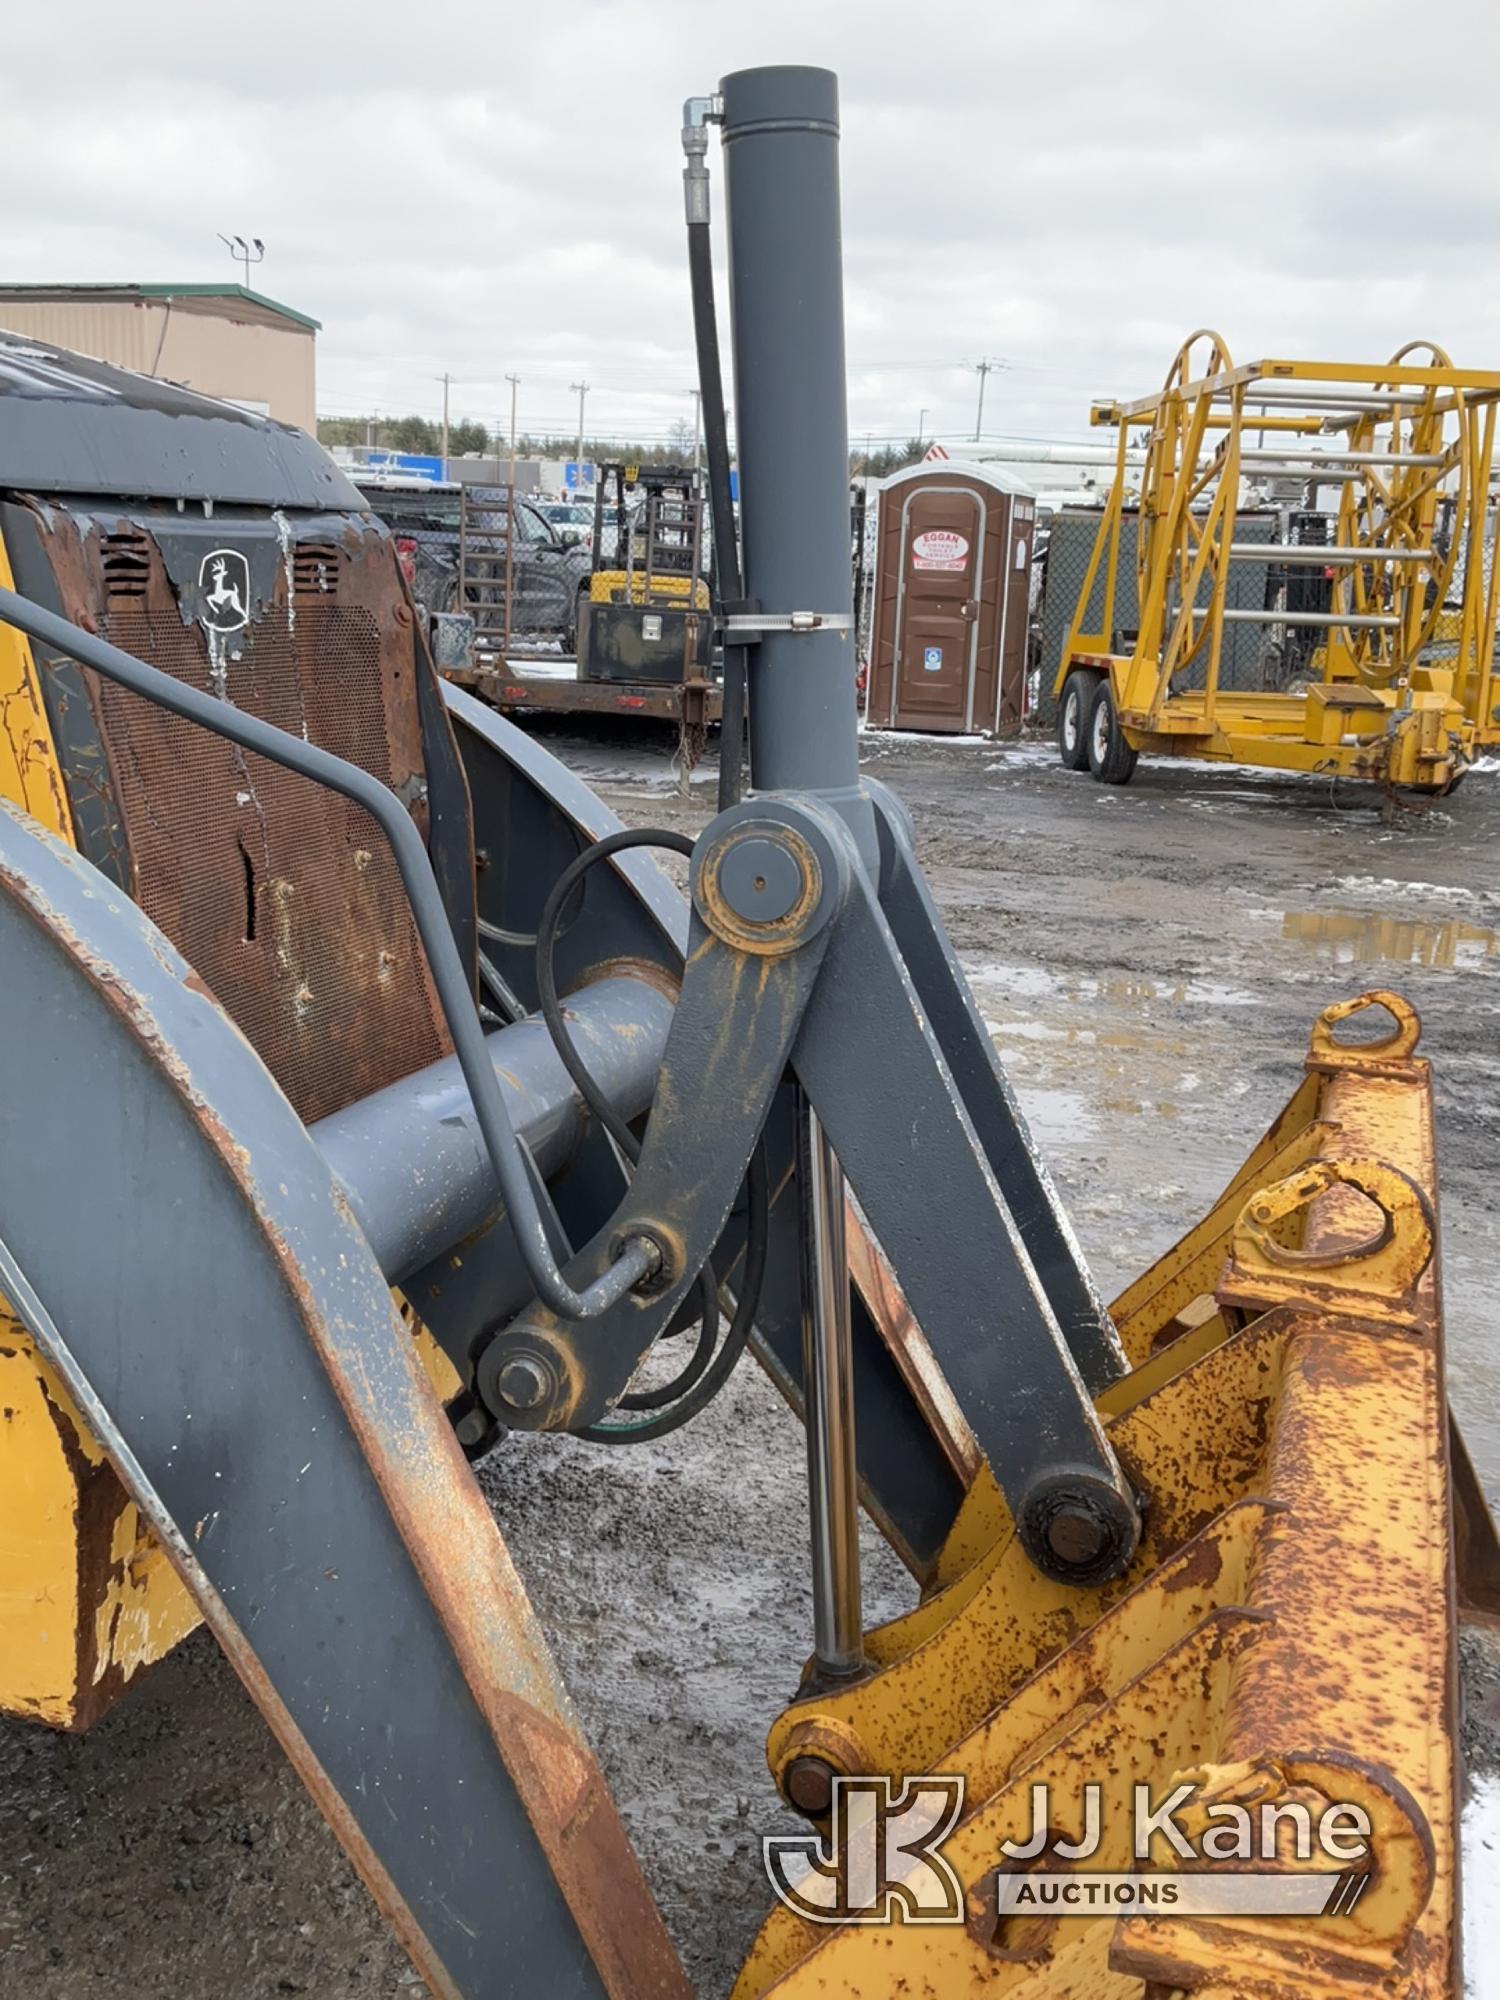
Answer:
[
  {"left": 879, "top": 457, "right": 1037, "bottom": 498},
  {"left": 0, "top": 282, "right": 320, "bottom": 333}
]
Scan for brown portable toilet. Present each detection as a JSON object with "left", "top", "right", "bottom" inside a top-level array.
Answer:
[{"left": 866, "top": 460, "right": 1036, "bottom": 734}]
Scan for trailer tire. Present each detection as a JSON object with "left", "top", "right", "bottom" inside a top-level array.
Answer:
[
  {"left": 1086, "top": 679, "right": 1138, "bottom": 785},
  {"left": 1056, "top": 670, "right": 1099, "bottom": 771}
]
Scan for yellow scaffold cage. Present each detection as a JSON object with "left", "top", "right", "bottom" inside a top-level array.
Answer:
[{"left": 1054, "top": 334, "right": 1500, "bottom": 792}]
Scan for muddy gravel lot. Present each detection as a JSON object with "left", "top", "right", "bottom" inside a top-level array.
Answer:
[{"left": 2, "top": 725, "right": 1497, "bottom": 1999}]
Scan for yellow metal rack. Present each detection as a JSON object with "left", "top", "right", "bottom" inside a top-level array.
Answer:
[{"left": 1055, "top": 334, "right": 1500, "bottom": 791}]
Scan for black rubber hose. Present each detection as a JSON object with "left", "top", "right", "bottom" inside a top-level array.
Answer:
[
  {"left": 687, "top": 218, "right": 748, "bottom": 811},
  {"left": 575, "top": 1143, "right": 769, "bottom": 1445},
  {"left": 534, "top": 826, "right": 769, "bottom": 1436},
  {"left": 534, "top": 825, "right": 718, "bottom": 1394},
  {"left": 617, "top": 1292, "right": 719, "bottom": 1412},
  {"left": 535, "top": 826, "right": 695, "bottom": 1161}
]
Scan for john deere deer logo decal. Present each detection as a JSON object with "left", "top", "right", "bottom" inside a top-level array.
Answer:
[{"left": 199, "top": 549, "right": 250, "bottom": 633}]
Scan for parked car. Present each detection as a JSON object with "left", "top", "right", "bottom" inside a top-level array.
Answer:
[
  {"left": 358, "top": 478, "right": 592, "bottom": 647},
  {"left": 530, "top": 500, "right": 595, "bottom": 550}
]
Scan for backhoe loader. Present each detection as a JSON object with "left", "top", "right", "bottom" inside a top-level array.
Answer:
[{"left": 1, "top": 62, "right": 1496, "bottom": 2000}]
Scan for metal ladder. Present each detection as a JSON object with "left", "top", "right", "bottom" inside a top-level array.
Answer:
[{"left": 458, "top": 485, "right": 513, "bottom": 653}]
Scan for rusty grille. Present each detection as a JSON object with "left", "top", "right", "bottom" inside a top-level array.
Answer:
[
  {"left": 92, "top": 600, "right": 450, "bottom": 1125},
  {"left": 101, "top": 529, "right": 151, "bottom": 602},
  {"left": 293, "top": 545, "right": 341, "bottom": 598}
]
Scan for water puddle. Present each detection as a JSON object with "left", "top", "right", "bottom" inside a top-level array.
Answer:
[
  {"left": 968, "top": 961, "right": 1243, "bottom": 1159},
  {"left": 1281, "top": 909, "right": 1499, "bottom": 971},
  {"left": 967, "top": 963, "right": 1259, "bottom": 1009},
  {"left": 1005, "top": 1083, "right": 1100, "bottom": 1152}
]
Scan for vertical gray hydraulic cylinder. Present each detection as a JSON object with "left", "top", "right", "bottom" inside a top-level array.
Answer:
[
  {"left": 797, "top": 1099, "right": 864, "bottom": 1680},
  {"left": 718, "top": 66, "right": 876, "bottom": 868}
]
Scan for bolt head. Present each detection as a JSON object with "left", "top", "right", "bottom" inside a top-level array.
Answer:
[
  {"left": 784, "top": 1755, "right": 838, "bottom": 1818},
  {"left": 496, "top": 1355, "right": 551, "bottom": 1412},
  {"left": 1045, "top": 1506, "right": 1109, "bottom": 1570}
]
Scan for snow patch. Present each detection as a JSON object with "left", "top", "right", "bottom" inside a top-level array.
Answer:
[
  {"left": 860, "top": 726, "right": 989, "bottom": 747},
  {"left": 1322, "top": 877, "right": 1496, "bottom": 907},
  {"left": 1463, "top": 1772, "right": 1500, "bottom": 1998}
]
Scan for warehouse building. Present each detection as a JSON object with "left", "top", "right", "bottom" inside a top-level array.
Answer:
[{"left": 0, "top": 283, "right": 318, "bottom": 429}]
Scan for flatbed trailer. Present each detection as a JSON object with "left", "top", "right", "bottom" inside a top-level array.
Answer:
[
  {"left": 1054, "top": 334, "right": 1500, "bottom": 793},
  {"left": 444, "top": 658, "right": 721, "bottom": 768}
]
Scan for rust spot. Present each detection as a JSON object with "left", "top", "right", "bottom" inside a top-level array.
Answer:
[
  {"left": 32, "top": 1364, "right": 144, "bottom": 1728},
  {"left": 39, "top": 506, "right": 458, "bottom": 1125},
  {"left": 1158, "top": 1528, "right": 1224, "bottom": 1596}
]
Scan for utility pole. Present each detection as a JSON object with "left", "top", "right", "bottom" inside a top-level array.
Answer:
[
  {"left": 688, "top": 388, "right": 703, "bottom": 472},
  {"left": 918, "top": 407, "right": 928, "bottom": 447},
  {"left": 972, "top": 357, "right": 1007, "bottom": 443},
  {"left": 438, "top": 373, "right": 452, "bottom": 479},
  {"left": 569, "top": 380, "right": 589, "bottom": 489},
  {"left": 503, "top": 374, "right": 520, "bottom": 650}
]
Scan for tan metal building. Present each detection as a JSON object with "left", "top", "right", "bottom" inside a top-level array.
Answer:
[{"left": 0, "top": 284, "right": 318, "bottom": 430}]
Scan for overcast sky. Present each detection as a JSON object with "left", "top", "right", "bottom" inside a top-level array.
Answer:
[{"left": 6, "top": 2, "right": 1499, "bottom": 450}]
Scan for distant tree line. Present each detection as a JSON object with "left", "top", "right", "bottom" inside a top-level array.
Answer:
[
  {"left": 314, "top": 414, "right": 713, "bottom": 467},
  {"left": 851, "top": 438, "right": 926, "bottom": 477},
  {"left": 317, "top": 414, "right": 492, "bottom": 456},
  {"left": 315, "top": 414, "right": 927, "bottom": 479}
]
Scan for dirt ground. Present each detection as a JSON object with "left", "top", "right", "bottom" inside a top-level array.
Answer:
[{"left": 2, "top": 725, "right": 1497, "bottom": 1999}]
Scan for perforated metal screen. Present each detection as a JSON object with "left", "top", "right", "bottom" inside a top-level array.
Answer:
[{"left": 40, "top": 511, "right": 452, "bottom": 1127}]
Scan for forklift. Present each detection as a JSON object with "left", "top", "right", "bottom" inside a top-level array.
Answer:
[{"left": 578, "top": 461, "right": 714, "bottom": 684}]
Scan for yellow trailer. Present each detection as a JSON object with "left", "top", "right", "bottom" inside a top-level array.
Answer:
[{"left": 1055, "top": 334, "right": 1500, "bottom": 791}]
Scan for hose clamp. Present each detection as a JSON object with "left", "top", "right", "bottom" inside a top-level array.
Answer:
[{"left": 721, "top": 611, "right": 853, "bottom": 640}]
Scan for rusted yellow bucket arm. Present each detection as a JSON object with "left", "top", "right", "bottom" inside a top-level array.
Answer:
[{"left": 739, "top": 991, "right": 1496, "bottom": 2000}]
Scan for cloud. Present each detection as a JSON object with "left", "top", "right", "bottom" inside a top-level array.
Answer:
[{"left": 4, "top": 0, "right": 1499, "bottom": 447}]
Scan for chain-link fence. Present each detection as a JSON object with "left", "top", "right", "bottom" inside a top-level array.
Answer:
[
  {"left": 1034, "top": 508, "right": 1281, "bottom": 723},
  {"left": 362, "top": 482, "right": 595, "bottom": 659},
  {"left": 1426, "top": 503, "right": 1499, "bottom": 672}
]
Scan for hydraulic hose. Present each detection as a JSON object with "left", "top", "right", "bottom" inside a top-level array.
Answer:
[
  {"left": 0, "top": 586, "right": 656, "bottom": 1323},
  {"left": 534, "top": 824, "right": 720, "bottom": 1399},
  {"left": 574, "top": 1144, "right": 768, "bottom": 1445},
  {"left": 534, "top": 824, "right": 771, "bottom": 1438},
  {"left": 683, "top": 100, "right": 748, "bottom": 811}
]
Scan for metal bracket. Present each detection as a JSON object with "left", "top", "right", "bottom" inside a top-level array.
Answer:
[
  {"left": 485, "top": 785, "right": 1139, "bottom": 1584},
  {"left": 721, "top": 611, "right": 853, "bottom": 639},
  {"left": 478, "top": 794, "right": 855, "bottom": 1430},
  {"left": 790, "top": 860, "right": 1139, "bottom": 1584}
]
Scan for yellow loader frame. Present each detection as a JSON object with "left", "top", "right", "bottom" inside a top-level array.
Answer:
[
  {"left": 1056, "top": 334, "right": 1500, "bottom": 790},
  {"left": 739, "top": 989, "right": 1500, "bottom": 1999}
]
